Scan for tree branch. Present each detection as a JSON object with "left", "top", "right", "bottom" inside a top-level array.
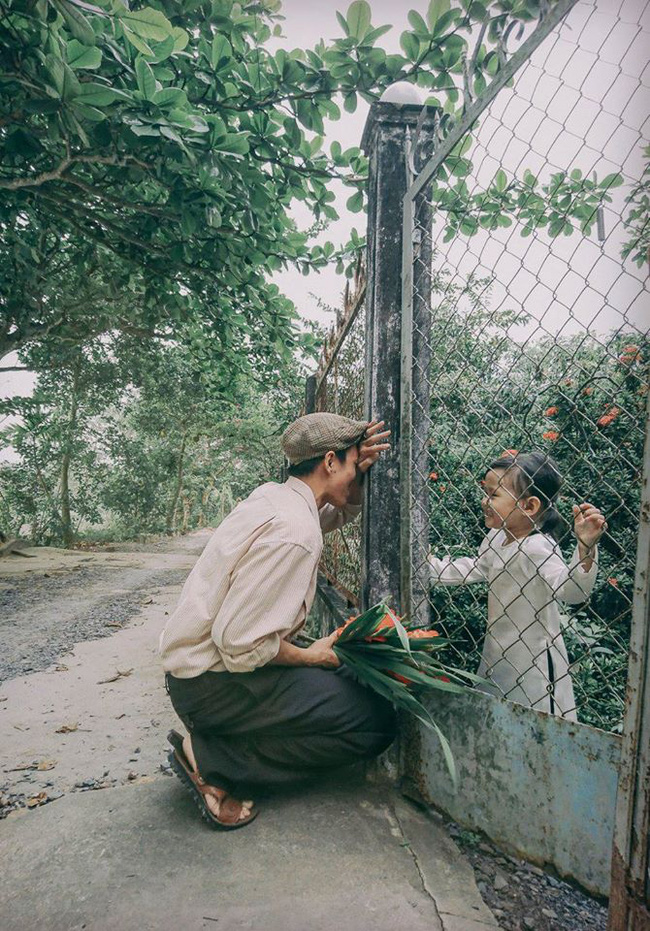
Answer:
[{"left": 0, "top": 153, "right": 151, "bottom": 191}]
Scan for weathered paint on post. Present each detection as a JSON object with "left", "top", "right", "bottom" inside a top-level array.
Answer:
[
  {"left": 609, "top": 391, "right": 650, "bottom": 930},
  {"left": 361, "top": 101, "right": 437, "bottom": 614},
  {"left": 401, "top": 689, "right": 621, "bottom": 897}
]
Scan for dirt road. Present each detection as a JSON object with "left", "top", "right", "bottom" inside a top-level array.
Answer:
[{"left": 0, "top": 530, "right": 210, "bottom": 818}]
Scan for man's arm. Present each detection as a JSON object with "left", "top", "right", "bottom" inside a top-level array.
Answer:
[
  {"left": 269, "top": 631, "right": 340, "bottom": 668},
  {"left": 212, "top": 540, "right": 317, "bottom": 672}
]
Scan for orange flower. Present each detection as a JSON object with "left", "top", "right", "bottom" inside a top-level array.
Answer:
[
  {"left": 386, "top": 671, "right": 414, "bottom": 686},
  {"left": 429, "top": 471, "right": 438, "bottom": 481},
  {"left": 335, "top": 615, "right": 357, "bottom": 636},
  {"left": 583, "top": 385, "right": 594, "bottom": 396},
  {"left": 542, "top": 430, "right": 559, "bottom": 441},
  {"left": 608, "top": 577, "right": 619, "bottom": 587},
  {"left": 407, "top": 629, "right": 440, "bottom": 638},
  {"left": 597, "top": 407, "right": 620, "bottom": 427},
  {"left": 545, "top": 406, "right": 558, "bottom": 416},
  {"left": 364, "top": 611, "right": 399, "bottom": 642},
  {"left": 439, "top": 484, "right": 446, "bottom": 492},
  {"left": 623, "top": 344, "right": 639, "bottom": 353}
]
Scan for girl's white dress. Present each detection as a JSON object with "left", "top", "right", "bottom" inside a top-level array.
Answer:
[{"left": 428, "top": 529, "right": 598, "bottom": 720}]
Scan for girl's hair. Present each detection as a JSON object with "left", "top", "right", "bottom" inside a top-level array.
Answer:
[{"left": 487, "top": 450, "right": 565, "bottom": 542}]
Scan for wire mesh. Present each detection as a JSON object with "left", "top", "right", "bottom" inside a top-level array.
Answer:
[
  {"left": 313, "top": 259, "right": 366, "bottom": 605},
  {"left": 404, "top": 0, "right": 649, "bottom": 732}
]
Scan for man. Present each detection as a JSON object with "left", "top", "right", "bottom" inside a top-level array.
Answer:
[{"left": 160, "top": 412, "right": 395, "bottom": 829}]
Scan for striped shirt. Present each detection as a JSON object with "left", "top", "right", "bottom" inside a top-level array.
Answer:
[{"left": 159, "top": 476, "right": 361, "bottom": 676}]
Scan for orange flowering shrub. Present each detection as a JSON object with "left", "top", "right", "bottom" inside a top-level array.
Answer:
[
  {"left": 597, "top": 406, "right": 621, "bottom": 427},
  {"left": 429, "top": 471, "right": 438, "bottom": 480},
  {"left": 542, "top": 430, "right": 559, "bottom": 441},
  {"left": 619, "top": 345, "right": 642, "bottom": 365},
  {"left": 544, "top": 406, "right": 559, "bottom": 416}
]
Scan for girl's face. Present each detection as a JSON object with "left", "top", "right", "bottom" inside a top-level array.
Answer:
[{"left": 481, "top": 468, "right": 540, "bottom": 536}]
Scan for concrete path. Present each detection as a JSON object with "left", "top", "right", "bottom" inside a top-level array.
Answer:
[
  {"left": 0, "top": 773, "right": 498, "bottom": 931},
  {"left": 0, "top": 531, "right": 499, "bottom": 931}
]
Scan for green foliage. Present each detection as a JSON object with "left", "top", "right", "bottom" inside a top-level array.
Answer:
[
  {"left": 423, "top": 266, "right": 648, "bottom": 731},
  {"left": 0, "top": 0, "right": 372, "bottom": 363},
  {"left": 622, "top": 145, "right": 650, "bottom": 268},
  {"left": 6, "top": 0, "right": 636, "bottom": 366},
  {"left": 0, "top": 333, "right": 311, "bottom": 544}
]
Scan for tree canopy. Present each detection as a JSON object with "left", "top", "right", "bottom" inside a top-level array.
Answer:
[{"left": 3, "top": 0, "right": 611, "bottom": 368}]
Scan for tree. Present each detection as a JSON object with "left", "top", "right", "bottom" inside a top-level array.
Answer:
[
  {"left": 0, "top": 0, "right": 367, "bottom": 363},
  {"left": 0, "top": 338, "right": 127, "bottom": 544},
  {"left": 5, "top": 0, "right": 634, "bottom": 368},
  {"left": 0, "top": 326, "right": 310, "bottom": 543}
]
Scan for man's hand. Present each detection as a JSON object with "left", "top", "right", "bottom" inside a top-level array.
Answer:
[
  {"left": 303, "top": 631, "right": 341, "bottom": 668},
  {"left": 357, "top": 419, "right": 391, "bottom": 475}
]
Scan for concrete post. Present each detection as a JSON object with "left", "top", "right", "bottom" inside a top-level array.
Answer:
[
  {"left": 304, "top": 374, "right": 317, "bottom": 415},
  {"left": 360, "top": 99, "right": 436, "bottom": 616}
]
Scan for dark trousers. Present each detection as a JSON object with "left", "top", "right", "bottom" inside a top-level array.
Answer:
[{"left": 166, "top": 664, "right": 397, "bottom": 794}]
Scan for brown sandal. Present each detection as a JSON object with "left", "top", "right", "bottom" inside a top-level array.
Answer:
[{"left": 167, "top": 730, "right": 258, "bottom": 830}]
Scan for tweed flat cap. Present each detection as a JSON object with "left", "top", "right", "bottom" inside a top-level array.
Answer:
[{"left": 282, "top": 412, "right": 368, "bottom": 465}]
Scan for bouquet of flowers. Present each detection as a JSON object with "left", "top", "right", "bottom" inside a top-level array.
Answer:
[{"left": 332, "top": 602, "right": 484, "bottom": 784}]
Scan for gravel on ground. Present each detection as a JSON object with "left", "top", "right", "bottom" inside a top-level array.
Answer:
[{"left": 448, "top": 821, "right": 608, "bottom": 931}]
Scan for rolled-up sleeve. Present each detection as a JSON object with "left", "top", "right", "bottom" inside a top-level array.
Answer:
[
  {"left": 211, "top": 541, "right": 317, "bottom": 672},
  {"left": 318, "top": 502, "right": 362, "bottom": 534}
]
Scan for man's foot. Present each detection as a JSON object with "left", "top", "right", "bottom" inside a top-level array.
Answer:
[{"left": 182, "top": 734, "right": 254, "bottom": 823}]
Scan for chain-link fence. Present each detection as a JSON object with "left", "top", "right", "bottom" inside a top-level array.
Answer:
[
  {"left": 312, "top": 256, "right": 366, "bottom": 604},
  {"left": 401, "top": 0, "right": 649, "bottom": 734}
]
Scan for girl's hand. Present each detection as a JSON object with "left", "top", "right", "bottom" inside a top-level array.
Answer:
[
  {"left": 357, "top": 419, "right": 391, "bottom": 474},
  {"left": 573, "top": 502, "right": 607, "bottom": 552}
]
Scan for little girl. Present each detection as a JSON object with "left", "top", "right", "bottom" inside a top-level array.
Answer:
[{"left": 428, "top": 450, "right": 607, "bottom": 720}]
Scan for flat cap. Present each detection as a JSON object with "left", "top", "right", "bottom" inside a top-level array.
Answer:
[{"left": 282, "top": 412, "right": 368, "bottom": 466}]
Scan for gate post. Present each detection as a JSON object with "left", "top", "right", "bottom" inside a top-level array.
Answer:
[
  {"left": 609, "top": 393, "right": 650, "bottom": 930},
  {"left": 360, "top": 89, "right": 436, "bottom": 619}
]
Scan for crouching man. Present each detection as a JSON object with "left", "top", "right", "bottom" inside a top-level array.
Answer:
[{"left": 160, "top": 412, "right": 396, "bottom": 829}]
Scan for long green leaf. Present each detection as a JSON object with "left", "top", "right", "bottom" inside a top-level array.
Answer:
[
  {"left": 336, "top": 602, "right": 385, "bottom": 643},
  {"left": 392, "top": 612, "right": 413, "bottom": 657},
  {"left": 66, "top": 39, "right": 102, "bottom": 69},
  {"left": 339, "top": 650, "right": 457, "bottom": 785}
]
